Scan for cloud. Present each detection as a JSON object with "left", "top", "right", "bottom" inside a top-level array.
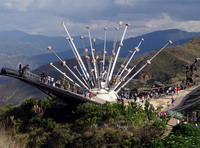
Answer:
[
  {"left": 115, "top": 0, "right": 138, "bottom": 6},
  {"left": 2, "top": 0, "right": 34, "bottom": 12},
  {"left": 144, "top": 13, "right": 172, "bottom": 29},
  {"left": 144, "top": 13, "right": 200, "bottom": 33},
  {"left": 4, "top": 2, "right": 13, "bottom": 8},
  {"left": 0, "top": 0, "right": 200, "bottom": 39}
]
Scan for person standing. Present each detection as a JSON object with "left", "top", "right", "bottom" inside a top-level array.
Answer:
[
  {"left": 171, "top": 96, "right": 175, "bottom": 106},
  {"left": 176, "top": 119, "right": 180, "bottom": 125},
  {"left": 89, "top": 92, "right": 93, "bottom": 99}
]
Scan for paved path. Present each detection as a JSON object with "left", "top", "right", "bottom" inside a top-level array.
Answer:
[
  {"left": 149, "top": 85, "right": 200, "bottom": 138},
  {"left": 160, "top": 118, "right": 178, "bottom": 138},
  {"left": 149, "top": 85, "right": 200, "bottom": 111}
]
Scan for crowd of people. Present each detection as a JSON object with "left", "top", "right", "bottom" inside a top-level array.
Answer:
[
  {"left": 117, "top": 83, "right": 195, "bottom": 109},
  {"left": 17, "top": 64, "right": 195, "bottom": 105},
  {"left": 29, "top": 70, "right": 193, "bottom": 105},
  {"left": 38, "top": 71, "right": 95, "bottom": 98}
]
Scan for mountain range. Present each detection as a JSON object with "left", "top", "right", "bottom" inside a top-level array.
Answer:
[
  {"left": 0, "top": 78, "right": 46, "bottom": 106},
  {"left": 0, "top": 29, "right": 200, "bottom": 70},
  {"left": 0, "top": 29, "right": 200, "bottom": 106},
  {"left": 0, "top": 30, "right": 104, "bottom": 56}
]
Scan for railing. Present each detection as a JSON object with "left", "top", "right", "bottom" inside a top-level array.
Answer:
[{"left": 24, "top": 71, "right": 41, "bottom": 82}]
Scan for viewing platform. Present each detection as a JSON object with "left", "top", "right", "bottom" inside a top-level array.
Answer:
[{"left": 0, "top": 68, "right": 104, "bottom": 106}]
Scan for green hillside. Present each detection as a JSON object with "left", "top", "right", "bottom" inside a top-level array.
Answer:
[{"left": 139, "top": 36, "right": 200, "bottom": 84}]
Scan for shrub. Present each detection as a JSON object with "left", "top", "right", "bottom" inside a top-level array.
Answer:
[
  {"left": 171, "top": 124, "right": 200, "bottom": 137},
  {"left": 149, "top": 124, "right": 200, "bottom": 148},
  {"left": 45, "top": 124, "right": 73, "bottom": 148},
  {"left": 28, "top": 128, "right": 50, "bottom": 147},
  {"left": 163, "top": 134, "right": 199, "bottom": 148},
  {"left": 0, "top": 104, "right": 14, "bottom": 118},
  {"left": 122, "top": 136, "right": 141, "bottom": 147},
  {"left": 153, "top": 120, "right": 167, "bottom": 132},
  {"left": 148, "top": 138, "right": 164, "bottom": 148},
  {"left": 0, "top": 98, "right": 166, "bottom": 147},
  {"left": 29, "top": 117, "right": 56, "bottom": 131}
]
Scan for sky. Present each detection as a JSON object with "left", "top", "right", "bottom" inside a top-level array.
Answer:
[{"left": 0, "top": 0, "right": 200, "bottom": 39}]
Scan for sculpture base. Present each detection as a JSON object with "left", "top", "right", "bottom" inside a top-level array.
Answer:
[{"left": 91, "top": 88, "right": 118, "bottom": 102}]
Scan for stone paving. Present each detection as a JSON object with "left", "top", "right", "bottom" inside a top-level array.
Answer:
[
  {"left": 149, "top": 85, "right": 200, "bottom": 138},
  {"left": 149, "top": 85, "right": 200, "bottom": 111}
]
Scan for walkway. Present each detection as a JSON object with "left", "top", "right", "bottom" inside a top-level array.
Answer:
[
  {"left": 149, "top": 85, "right": 200, "bottom": 138},
  {"left": 149, "top": 85, "right": 200, "bottom": 111},
  {"left": 161, "top": 117, "right": 178, "bottom": 138}
]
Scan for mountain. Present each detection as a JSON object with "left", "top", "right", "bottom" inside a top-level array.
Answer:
[
  {"left": 27, "top": 29, "right": 200, "bottom": 68},
  {"left": 33, "top": 35, "right": 200, "bottom": 85},
  {"left": 0, "top": 53, "right": 39, "bottom": 84},
  {"left": 0, "top": 29, "right": 199, "bottom": 69},
  {"left": 0, "top": 30, "right": 104, "bottom": 69},
  {"left": 0, "top": 79, "right": 46, "bottom": 106},
  {"left": 0, "top": 30, "right": 104, "bottom": 56},
  {"left": 1, "top": 36, "right": 200, "bottom": 106},
  {"left": 136, "top": 36, "right": 200, "bottom": 84},
  {"left": 120, "top": 29, "right": 200, "bottom": 57},
  {"left": 0, "top": 53, "right": 38, "bottom": 69}
]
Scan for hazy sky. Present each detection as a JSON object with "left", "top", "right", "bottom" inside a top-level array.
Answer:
[{"left": 0, "top": 0, "right": 200, "bottom": 39}]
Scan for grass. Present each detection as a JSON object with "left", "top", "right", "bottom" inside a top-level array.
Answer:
[
  {"left": 0, "top": 125, "right": 27, "bottom": 148},
  {"left": 135, "top": 37, "right": 200, "bottom": 84}
]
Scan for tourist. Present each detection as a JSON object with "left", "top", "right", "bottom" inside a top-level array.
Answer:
[
  {"left": 47, "top": 76, "right": 51, "bottom": 85},
  {"left": 146, "top": 93, "right": 150, "bottom": 101},
  {"left": 176, "top": 119, "right": 180, "bottom": 125},
  {"left": 84, "top": 90, "right": 87, "bottom": 97},
  {"left": 50, "top": 77, "right": 54, "bottom": 85},
  {"left": 40, "top": 71, "right": 46, "bottom": 82},
  {"left": 155, "top": 91, "right": 158, "bottom": 99},
  {"left": 21, "top": 64, "right": 29, "bottom": 76},
  {"left": 176, "top": 86, "right": 180, "bottom": 94},
  {"left": 195, "top": 124, "right": 200, "bottom": 128},
  {"left": 171, "top": 96, "right": 175, "bottom": 106},
  {"left": 18, "top": 64, "right": 22, "bottom": 76},
  {"left": 135, "top": 96, "right": 140, "bottom": 104},
  {"left": 44, "top": 77, "right": 48, "bottom": 84},
  {"left": 167, "top": 101, "right": 170, "bottom": 107},
  {"left": 89, "top": 92, "right": 93, "bottom": 99},
  {"left": 141, "top": 96, "right": 145, "bottom": 104}
]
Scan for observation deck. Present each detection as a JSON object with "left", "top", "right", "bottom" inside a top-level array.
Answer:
[{"left": 0, "top": 68, "right": 105, "bottom": 106}]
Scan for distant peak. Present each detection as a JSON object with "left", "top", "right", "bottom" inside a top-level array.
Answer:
[{"left": 0, "top": 30, "right": 28, "bottom": 34}]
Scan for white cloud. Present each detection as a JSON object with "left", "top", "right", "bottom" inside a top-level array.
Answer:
[
  {"left": 2, "top": 0, "right": 34, "bottom": 12},
  {"left": 178, "top": 21, "right": 200, "bottom": 32},
  {"left": 0, "top": 0, "right": 200, "bottom": 39},
  {"left": 4, "top": 2, "right": 13, "bottom": 8},
  {"left": 145, "top": 13, "right": 173, "bottom": 28},
  {"left": 144, "top": 13, "right": 200, "bottom": 33},
  {"left": 115, "top": 0, "right": 138, "bottom": 6}
]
